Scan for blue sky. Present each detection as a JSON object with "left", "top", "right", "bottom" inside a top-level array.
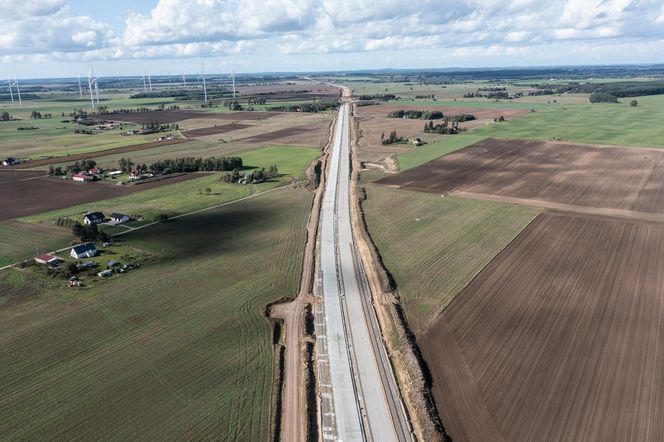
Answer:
[{"left": 2, "top": 0, "right": 664, "bottom": 79}]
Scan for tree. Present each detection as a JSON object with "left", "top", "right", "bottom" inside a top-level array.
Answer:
[
  {"left": 67, "top": 262, "right": 79, "bottom": 277},
  {"left": 630, "top": 100, "right": 638, "bottom": 107},
  {"left": 99, "top": 230, "right": 110, "bottom": 243},
  {"left": 72, "top": 222, "right": 84, "bottom": 239},
  {"left": 204, "top": 187, "right": 212, "bottom": 195},
  {"left": 1, "top": 111, "right": 10, "bottom": 121}
]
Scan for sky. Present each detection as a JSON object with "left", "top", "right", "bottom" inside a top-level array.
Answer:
[{"left": 1, "top": 0, "right": 664, "bottom": 78}]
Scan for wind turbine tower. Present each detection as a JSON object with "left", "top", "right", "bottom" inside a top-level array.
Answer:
[
  {"left": 87, "top": 68, "right": 100, "bottom": 109},
  {"left": 142, "top": 72, "right": 147, "bottom": 93},
  {"left": 232, "top": 68, "right": 236, "bottom": 99},
  {"left": 182, "top": 73, "right": 186, "bottom": 88},
  {"left": 7, "top": 77, "right": 14, "bottom": 103},
  {"left": 202, "top": 61, "right": 208, "bottom": 103},
  {"left": 7, "top": 76, "right": 22, "bottom": 106},
  {"left": 148, "top": 72, "right": 153, "bottom": 91},
  {"left": 77, "top": 73, "right": 83, "bottom": 97}
]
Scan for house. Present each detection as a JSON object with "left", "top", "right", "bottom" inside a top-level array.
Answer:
[
  {"left": 110, "top": 213, "right": 129, "bottom": 223},
  {"left": 70, "top": 242, "right": 98, "bottom": 259},
  {"left": 128, "top": 170, "right": 143, "bottom": 180},
  {"left": 2, "top": 157, "right": 19, "bottom": 166},
  {"left": 72, "top": 173, "right": 93, "bottom": 182},
  {"left": 34, "top": 253, "right": 60, "bottom": 265},
  {"left": 412, "top": 137, "right": 423, "bottom": 146},
  {"left": 88, "top": 167, "right": 102, "bottom": 175},
  {"left": 83, "top": 212, "right": 105, "bottom": 225}
]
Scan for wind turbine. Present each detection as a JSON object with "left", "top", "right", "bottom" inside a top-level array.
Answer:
[
  {"left": 87, "top": 67, "right": 100, "bottom": 109},
  {"left": 201, "top": 61, "right": 208, "bottom": 103},
  {"left": 231, "top": 68, "right": 236, "bottom": 99},
  {"left": 182, "top": 72, "right": 186, "bottom": 88},
  {"left": 142, "top": 72, "right": 147, "bottom": 93},
  {"left": 147, "top": 72, "right": 153, "bottom": 91},
  {"left": 77, "top": 73, "right": 83, "bottom": 97},
  {"left": 7, "top": 76, "right": 22, "bottom": 106},
  {"left": 7, "top": 76, "right": 15, "bottom": 103}
]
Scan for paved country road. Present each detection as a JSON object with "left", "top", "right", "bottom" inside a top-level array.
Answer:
[{"left": 317, "top": 101, "right": 411, "bottom": 441}]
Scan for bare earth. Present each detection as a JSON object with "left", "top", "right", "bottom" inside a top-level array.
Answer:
[
  {"left": 0, "top": 172, "right": 205, "bottom": 220},
  {"left": 112, "top": 110, "right": 278, "bottom": 124},
  {"left": 421, "top": 212, "right": 664, "bottom": 442},
  {"left": 379, "top": 137, "right": 664, "bottom": 216},
  {"left": 355, "top": 105, "right": 527, "bottom": 163}
]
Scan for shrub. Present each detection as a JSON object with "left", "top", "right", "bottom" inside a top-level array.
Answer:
[{"left": 630, "top": 100, "right": 638, "bottom": 107}]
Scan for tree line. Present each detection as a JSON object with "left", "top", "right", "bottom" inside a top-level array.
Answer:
[
  {"left": 267, "top": 100, "right": 339, "bottom": 113},
  {"left": 387, "top": 109, "right": 444, "bottom": 120},
  {"left": 121, "top": 156, "right": 243, "bottom": 174}
]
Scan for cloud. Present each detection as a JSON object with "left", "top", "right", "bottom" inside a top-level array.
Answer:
[
  {"left": 0, "top": 0, "right": 116, "bottom": 54},
  {"left": 123, "top": 0, "right": 315, "bottom": 46},
  {"left": 2, "top": 0, "right": 664, "bottom": 67}
]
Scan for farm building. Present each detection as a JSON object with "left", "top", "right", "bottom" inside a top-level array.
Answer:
[
  {"left": 83, "top": 212, "right": 105, "bottom": 225},
  {"left": 72, "top": 173, "right": 93, "bottom": 182},
  {"left": 110, "top": 213, "right": 129, "bottom": 223},
  {"left": 70, "top": 243, "right": 98, "bottom": 259},
  {"left": 34, "top": 254, "right": 61, "bottom": 265},
  {"left": 108, "top": 170, "right": 123, "bottom": 176}
]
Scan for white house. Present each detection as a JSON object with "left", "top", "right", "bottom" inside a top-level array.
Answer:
[
  {"left": 110, "top": 213, "right": 129, "bottom": 223},
  {"left": 83, "top": 212, "right": 105, "bottom": 225},
  {"left": 70, "top": 243, "right": 98, "bottom": 259}
]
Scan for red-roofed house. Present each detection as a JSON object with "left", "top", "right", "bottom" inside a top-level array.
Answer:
[
  {"left": 72, "top": 173, "right": 93, "bottom": 182},
  {"left": 34, "top": 254, "right": 61, "bottom": 265}
]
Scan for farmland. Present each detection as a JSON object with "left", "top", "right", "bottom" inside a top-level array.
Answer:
[
  {"left": 0, "top": 186, "right": 312, "bottom": 440},
  {"left": 20, "top": 145, "right": 319, "bottom": 224},
  {"left": 361, "top": 181, "right": 538, "bottom": 333},
  {"left": 380, "top": 138, "right": 664, "bottom": 218},
  {"left": 421, "top": 213, "right": 664, "bottom": 442},
  {"left": 0, "top": 220, "right": 71, "bottom": 267},
  {"left": 0, "top": 170, "right": 207, "bottom": 221}
]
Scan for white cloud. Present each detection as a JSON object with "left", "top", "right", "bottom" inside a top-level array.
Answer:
[
  {"left": 2, "top": 0, "right": 664, "bottom": 68},
  {"left": 0, "top": 0, "right": 116, "bottom": 54}
]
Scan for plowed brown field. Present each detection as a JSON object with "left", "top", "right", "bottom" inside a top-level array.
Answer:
[
  {"left": 183, "top": 123, "right": 250, "bottom": 137},
  {"left": 0, "top": 173, "right": 205, "bottom": 220},
  {"left": 12, "top": 140, "right": 187, "bottom": 169},
  {"left": 421, "top": 212, "right": 664, "bottom": 442},
  {"left": 113, "top": 110, "right": 277, "bottom": 124},
  {"left": 380, "top": 138, "right": 664, "bottom": 216}
]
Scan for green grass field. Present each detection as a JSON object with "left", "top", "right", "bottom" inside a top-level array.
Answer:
[
  {"left": 362, "top": 182, "right": 538, "bottom": 333},
  {"left": 0, "top": 186, "right": 312, "bottom": 440},
  {"left": 393, "top": 94, "right": 664, "bottom": 170},
  {"left": 0, "top": 221, "right": 73, "bottom": 267},
  {"left": 468, "top": 95, "right": 664, "bottom": 148},
  {"left": 21, "top": 145, "right": 319, "bottom": 224}
]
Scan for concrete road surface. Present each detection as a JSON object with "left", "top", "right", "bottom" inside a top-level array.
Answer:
[{"left": 317, "top": 102, "right": 411, "bottom": 441}]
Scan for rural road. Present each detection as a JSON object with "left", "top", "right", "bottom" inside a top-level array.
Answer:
[{"left": 317, "top": 101, "right": 411, "bottom": 441}]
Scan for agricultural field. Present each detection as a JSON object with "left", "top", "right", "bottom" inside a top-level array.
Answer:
[
  {"left": 361, "top": 179, "right": 538, "bottom": 333},
  {"left": 0, "top": 170, "right": 207, "bottom": 221},
  {"left": 354, "top": 101, "right": 527, "bottom": 164},
  {"left": 380, "top": 138, "right": 664, "bottom": 218},
  {"left": 0, "top": 220, "right": 72, "bottom": 267},
  {"left": 0, "top": 187, "right": 312, "bottom": 440},
  {"left": 421, "top": 213, "right": 664, "bottom": 441},
  {"left": 19, "top": 145, "right": 319, "bottom": 224}
]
